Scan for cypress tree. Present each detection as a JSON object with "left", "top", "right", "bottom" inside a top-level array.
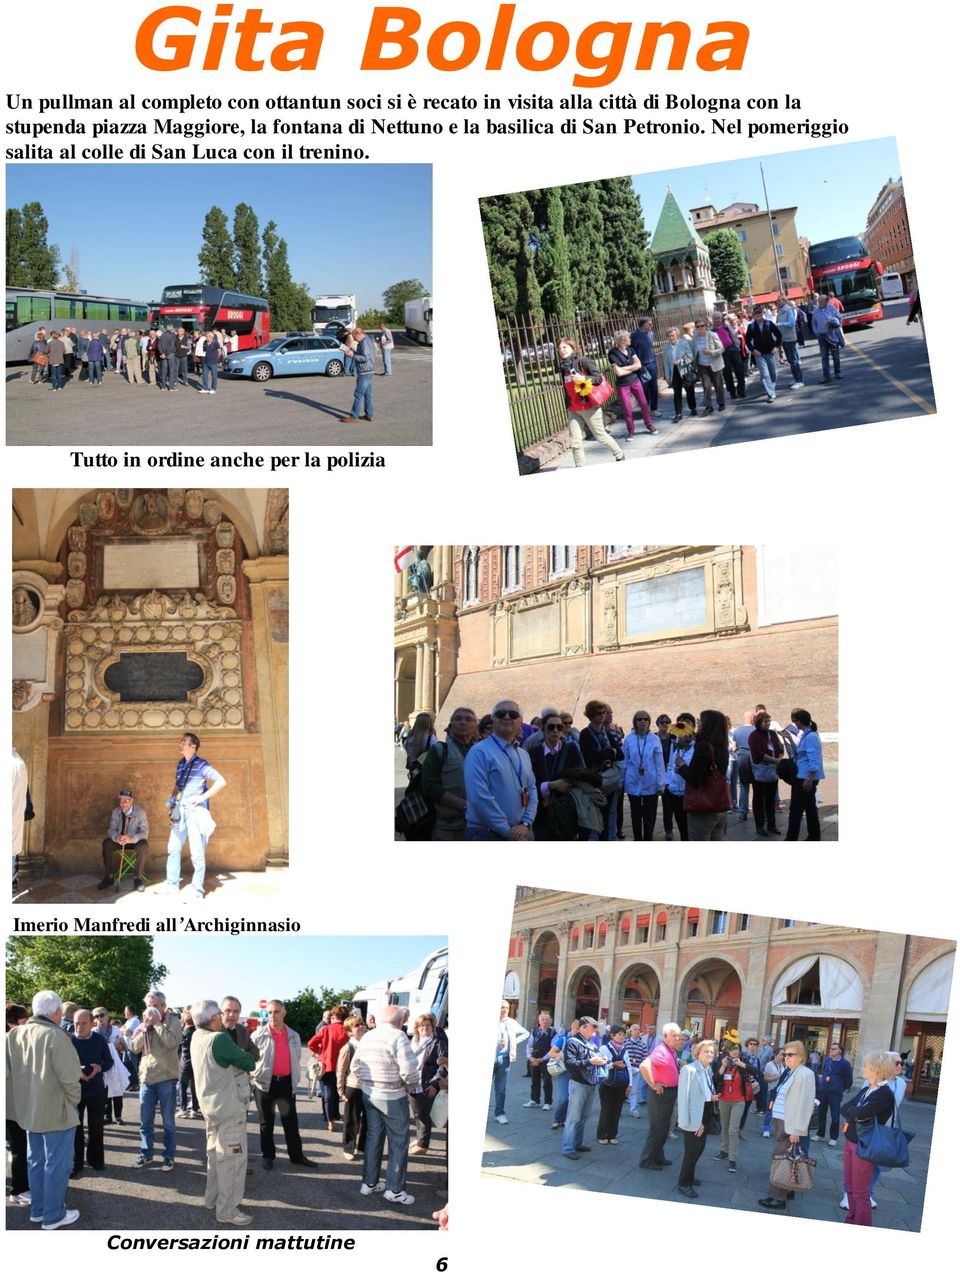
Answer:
[
  {"left": 597, "top": 177, "right": 654, "bottom": 312},
  {"left": 198, "top": 206, "right": 236, "bottom": 288},
  {"left": 233, "top": 202, "right": 262, "bottom": 295},
  {"left": 534, "top": 185, "right": 575, "bottom": 322},
  {"left": 479, "top": 192, "right": 540, "bottom": 317},
  {"left": 561, "top": 183, "right": 611, "bottom": 316}
]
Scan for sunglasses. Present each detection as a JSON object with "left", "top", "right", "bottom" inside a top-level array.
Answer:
[
  {"left": 544, "top": 722, "right": 564, "bottom": 731},
  {"left": 494, "top": 710, "right": 521, "bottom": 720}
]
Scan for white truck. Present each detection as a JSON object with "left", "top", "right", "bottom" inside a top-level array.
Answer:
[{"left": 404, "top": 295, "right": 433, "bottom": 346}]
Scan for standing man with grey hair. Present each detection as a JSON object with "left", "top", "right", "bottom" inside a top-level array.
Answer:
[
  {"left": 349, "top": 1004, "right": 421, "bottom": 1206},
  {"left": 130, "top": 990, "right": 182, "bottom": 1170},
  {"left": 638, "top": 1022, "right": 683, "bottom": 1170},
  {"left": 220, "top": 997, "right": 260, "bottom": 1060},
  {"left": 464, "top": 699, "right": 537, "bottom": 840},
  {"left": 251, "top": 1001, "right": 317, "bottom": 1171},
  {"left": 191, "top": 999, "right": 257, "bottom": 1225},
  {"left": 6, "top": 990, "right": 82, "bottom": 1229}
]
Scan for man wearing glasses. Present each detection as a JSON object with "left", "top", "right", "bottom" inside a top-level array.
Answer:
[
  {"left": 637, "top": 1022, "right": 683, "bottom": 1170},
  {"left": 812, "top": 1042, "right": 853, "bottom": 1145},
  {"left": 464, "top": 699, "right": 537, "bottom": 841},
  {"left": 759, "top": 1039, "right": 816, "bottom": 1210}
]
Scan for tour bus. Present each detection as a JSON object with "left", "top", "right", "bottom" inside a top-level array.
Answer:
[
  {"left": 809, "top": 235, "right": 883, "bottom": 328},
  {"left": 351, "top": 945, "right": 448, "bottom": 1035},
  {"left": 6, "top": 286, "right": 150, "bottom": 362},
  {"left": 880, "top": 271, "right": 905, "bottom": 300},
  {"left": 311, "top": 292, "right": 356, "bottom": 336},
  {"left": 154, "top": 284, "right": 270, "bottom": 350}
]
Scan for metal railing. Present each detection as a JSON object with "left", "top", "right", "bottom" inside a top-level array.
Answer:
[{"left": 498, "top": 306, "right": 706, "bottom": 452}]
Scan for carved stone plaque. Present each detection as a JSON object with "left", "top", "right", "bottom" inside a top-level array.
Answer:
[
  {"left": 103, "top": 540, "right": 200, "bottom": 591},
  {"left": 104, "top": 652, "right": 205, "bottom": 703}
]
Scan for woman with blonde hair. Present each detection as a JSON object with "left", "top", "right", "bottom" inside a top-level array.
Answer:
[
  {"left": 758, "top": 1038, "right": 816, "bottom": 1210},
  {"left": 662, "top": 325, "right": 697, "bottom": 422},
  {"left": 409, "top": 1012, "right": 448, "bottom": 1156},
  {"left": 676, "top": 1038, "right": 718, "bottom": 1198},
  {"left": 839, "top": 1051, "right": 897, "bottom": 1225},
  {"left": 607, "top": 330, "right": 657, "bottom": 439}
]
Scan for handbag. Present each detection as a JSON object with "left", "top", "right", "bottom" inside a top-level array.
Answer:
[
  {"left": 679, "top": 357, "right": 698, "bottom": 388},
  {"left": 600, "top": 759, "right": 625, "bottom": 797},
  {"left": 855, "top": 1101, "right": 914, "bottom": 1168},
  {"left": 749, "top": 1079, "right": 761, "bottom": 1097},
  {"left": 752, "top": 760, "right": 777, "bottom": 783},
  {"left": 32, "top": 352, "right": 49, "bottom": 366},
  {"left": 776, "top": 756, "right": 798, "bottom": 784},
  {"left": 430, "top": 1089, "right": 449, "bottom": 1129},
  {"left": 682, "top": 744, "right": 732, "bottom": 814},
  {"left": 770, "top": 1144, "right": 817, "bottom": 1192},
  {"left": 563, "top": 359, "right": 614, "bottom": 412},
  {"left": 704, "top": 1101, "right": 721, "bottom": 1135},
  {"left": 547, "top": 1054, "right": 567, "bottom": 1078}
]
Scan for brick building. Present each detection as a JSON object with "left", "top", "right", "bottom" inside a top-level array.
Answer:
[
  {"left": 394, "top": 545, "right": 838, "bottom": 761},
  {"left": 504, "top": 889, "right": 953, "bottom": 1103},
  {"left": 863, "top": 177, "right": 915, "bottom": 292}
]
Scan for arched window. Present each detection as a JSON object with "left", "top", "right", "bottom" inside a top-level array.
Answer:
[
  {"left": 549, "top": 545, "right": 576, "bottom": 577},
  {"left": 462, "top": 546, "right": 479, "bottom": 604},
  {"left": 502, "top": 546, "right": 523, "bottom": 593}
]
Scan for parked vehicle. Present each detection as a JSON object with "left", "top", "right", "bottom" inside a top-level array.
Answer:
[
  {"left": 223, "top": 334, "right": 345, "bottom": 382},
  {"left": 404, "top": 295, "right": 433, "bottom": 346}
]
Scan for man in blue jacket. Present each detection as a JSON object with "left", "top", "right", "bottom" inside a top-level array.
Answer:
[
  {"left": 629, "top": 317, "right": 659, "bottom": 413},
  {"left": 338, "top": 325, "right": 379, "bottom": 423},
  {"left": 812, "top": 1042, "right": 853, "bottom": 1144},
  {"left": 745, "top": 305, "right": 783, "bottom": 402}
]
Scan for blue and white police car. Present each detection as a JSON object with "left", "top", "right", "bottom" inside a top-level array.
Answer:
[{"left": 224, "top": 334, "right": 345, "bottom": 382}]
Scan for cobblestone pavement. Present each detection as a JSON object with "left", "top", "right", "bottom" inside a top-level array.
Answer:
[
  {"left": 482, "top": 1069, "right": 932, "bottom": 1230},
  {"left": 5, "top": 1076, "right": 446, "bottom": 1231},
  {"left": 394, "top": 749, "right": 838, "bottom": 841}
]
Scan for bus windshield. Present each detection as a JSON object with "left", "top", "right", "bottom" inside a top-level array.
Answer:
[
  {"left": 161, "top": 286, "right": 204, "bottom": 306},
  {"left": 818, "top": 268, "right": 879, "bottom": 308},
  {"left": 809, "top": 237, "right": 867, "bottom": 269}
]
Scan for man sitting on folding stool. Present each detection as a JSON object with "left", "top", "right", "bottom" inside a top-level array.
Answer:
[{"left": 98, "top": 788, "right": 150, "bottom": 893}]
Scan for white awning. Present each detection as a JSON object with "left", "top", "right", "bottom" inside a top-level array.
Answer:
[
  {"left": 771, "top": 955, "right": 862, "bottom": 1012},
  {"left": 503, "top": 970, "right": 521, "bottom": 998},
  {"left": 906, "top": 952, "right": 954, "bottom": 1017}
]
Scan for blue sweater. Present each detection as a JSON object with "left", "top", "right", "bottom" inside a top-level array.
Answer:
[{"left": 70, "top": 1031, "right": 114, "bottom": 1100}]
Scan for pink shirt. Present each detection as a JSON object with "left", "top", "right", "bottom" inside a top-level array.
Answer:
[
  {"left": 269, "top": 1025, "right": 291, "bottom": 1077},
  {"left": 647, "top": 1039, "right": 680, "bottom": 1087}
]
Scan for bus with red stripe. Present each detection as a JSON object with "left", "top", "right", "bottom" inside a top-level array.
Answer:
[
  {"left": 809, "top": 236, "right": 883, "bottom": 329},
  {"left": 153, "top": 284, "right": 270, "bottom": 349}
]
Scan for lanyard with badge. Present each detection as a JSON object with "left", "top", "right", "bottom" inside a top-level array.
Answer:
[{"left": 494, "top": 737, "right": 529, "bottom": 808}]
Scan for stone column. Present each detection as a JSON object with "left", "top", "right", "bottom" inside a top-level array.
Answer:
[
  {"left": 554, "top": 921, "right": 571, "bottom": 1027},
  {"left": 657, "top": 906, "right": 684, "bottom": 1029},
  {"left": 422, "top": 641, "right": 436, "bottom": 715},
  {"left": 599, "top": 912, "right": 619, "bottom": 1025},
  {"left": 858, "top": 931, "right": 908, "bottom": 1058},
  {"left": 241, "top": 558, "right": 288, "bottom": 866},
  {"left": 414, "top": 642, "right": 424, "bottom": 714},
  {"left": 739, "top": 914, "right": 774, "bottom": 1037},
  {"left": 519, "top": 929, "right": 537, "bottom": 1029}
]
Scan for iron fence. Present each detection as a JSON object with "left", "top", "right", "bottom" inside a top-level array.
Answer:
[{"left": 498, "top": 305, "right": 707, "bottom": 452}]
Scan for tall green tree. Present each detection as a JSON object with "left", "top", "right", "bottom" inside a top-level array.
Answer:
[
  {"left": 262, "top": 221, "right": 310, "bottom": 331},
  {"left": 597, "top": 177, "right": 654, "bottom": 312},
  {"left": 19, "top": 202, "right": 60, "bottom": 288},
  {"left": 382, "top": 279, "right": 426, "bottom": 327},
  {"left": 280, "top": 985, "right": 364, "bottom": 1042},
  {"left": 478, "top": 193, "right": 541, "bottom": 318},
  {"left": 704, "top": 228, "right": 748, "bottom": 305},
  {"left": 6, "top": 209, "right": 27, "bottom": 286},
  {"left": 6, "top": 936, "right": 168, "bottom": 1014},
  {"left": 534, "top": 185, "right": 575, "bottom": 322},
  {"left": 198, "top": 206, "right": 236, "bottom": 288},
  {"left": 561, "top": 183, "right": 611, "bottom": 316},
  {"left": 233, "top": 202, "right": 262, "bottom": 295}
]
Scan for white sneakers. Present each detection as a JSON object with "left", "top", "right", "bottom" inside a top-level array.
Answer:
[
  {"left": 42, "top": 1209, "right": 80, "bottom": 1230},
  {"left": 385, "top": 1190, "right": 415, "bottom": 1206},
  {"left": 522, "top": 1099, "right": 538, "bottom": 1108},
  {"left": 222, "top": 1211, "right": 254, "bottom": 1225},
  {"left": 542, "top": 1103, "right": 552, "bottom": 1111},
  {"left": 495, "top": 1114, "right": 508, "bottom": 1124},
  {"left": 360, "top": 1182, "right": 386, "bottom": 1196},
  {"left": 829, "top": 1139, "right": 837, "bottom": 1146}
]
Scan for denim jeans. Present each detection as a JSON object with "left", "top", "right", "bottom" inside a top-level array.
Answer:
[
  {"left": 737, "top": 761, "right": 752, "bottom": 813},
  {"left": 349, "top": 372, "right": 374, "bottom": 419},
  {"left": 783, "top": 340, "right": 803, "bottom": 383},
  {"left": 139, "top": 1077, "right": 177, "bottom": 1161},
  {"left": 27, "top": 1127, "right": 75, "bottom": 1226},
  {"left": 202, "top": 362, "right": 219, "bottom": 391},
  {"left": 178, "top": 355, "right": 190, "bottom": 386},
  {"left": 561, "top": 1080, "right": 595, "bottom": 1154},
  {"left": 818, "top": 335, "right": 841, "bottom": 378},
  {"left": 628, "top": 1065, "right": 645, "bottom": 1112},
  {"left": 727, "top": 753, "right": 739, "bottom": 805},
  {"left": 756, "top": 351, "right": 779, "bottom": 398},
  {"left": 553, "top": 1071, "right": 570, "bottom": 1123},
  {"left": 492, "top": 1053, "right": 510, "bottom": 1116},
  {"left": 166, "top": 808, "right": 212, "bottom": 893},
  {"left": 362, "top": 1093, "right": 409, "bottom": 1193},
  {"left": 89, "top": 359, "right": 102, "bottom": 384},
  {"left": 604, "top": 795, "right": 619, "bottom": 841},
  {"left": 50, "top": 364, "right": 64, "bottom": 390},
  {"left": 381, "top": 347, "right": 392, "bottom": 375}
]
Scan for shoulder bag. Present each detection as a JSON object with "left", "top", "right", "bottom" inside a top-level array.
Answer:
[
  {"left": 855, "top": 1097, "right": 914, "bottom": 1168},
  {"left": 563, "top": 357, "right": 613, "bottom": 412},
  {"left": 682, "top": 743, "right": 732, "bottom": 814},
  {"left": 547, "top": 1053, "right": 567, "bottom": 1078},
  {"left": 770, "top": 1143, "right": 816, "bottom": 1192}
]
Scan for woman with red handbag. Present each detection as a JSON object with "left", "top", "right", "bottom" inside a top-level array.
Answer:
[
  {"left": 674, "top": 709, "right": 732, "bottom": 841},
  {"left": 557, "top": 337, "right": 625, "bottom": 467}
]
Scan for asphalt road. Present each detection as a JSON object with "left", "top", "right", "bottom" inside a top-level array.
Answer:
[
  {"left": 4, "top": 1080, "right": 446, "bottom": 1231},
  {"left": 5, "top": 337, "right": 432, "bottom": 448},
  {"left": 537, "top": 299, "right": 935, "bottom": 468}
]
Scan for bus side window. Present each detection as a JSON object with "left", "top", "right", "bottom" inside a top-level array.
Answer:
[
  {"left": 6, "top": 301, "right": 17, "bottom": 332},
  {"left": 18, "top": 295, "right": 52, "bottom": 325}
]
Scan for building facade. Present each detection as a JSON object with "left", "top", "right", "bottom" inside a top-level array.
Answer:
[
  {"left": 395, "top": 545, "right": 838, "bottom": 760},
  {"left": 863, "top": 177, "right": 915, "bottom": 292},
  {"left": 13, "top": 488, "right": 289, "bottom": 876},
  {"left": 690, "top": 202, "right": 807, "bottom": 303},
  {"left": 505, "top": 889, "right": 953, "bottom": 1103}
]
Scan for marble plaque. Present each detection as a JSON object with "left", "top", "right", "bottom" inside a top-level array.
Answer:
[
  {"left": 13, "top": 629, "right": 48, "bottom": 680},
  {"left": 512, "top": 604, "right": 560, "bottom": 660},
  {"left": 103, "top": 540, "right": 200, "bottom": 590},
  {"left": 625, "top": 567, "right": 706, "bottom": 637}
]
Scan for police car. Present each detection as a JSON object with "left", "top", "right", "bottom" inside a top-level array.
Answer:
[{"left": 223, "top": 334, "right": 345, "bottom": 382}]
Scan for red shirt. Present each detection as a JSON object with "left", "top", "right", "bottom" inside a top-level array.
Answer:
[
  {"left": 269, "top": 1025, "right": 291, "bottom": 1077},
  {"left": 647, "top": 1039, "right": 680, "bottom": 1088},
  {"left": 318, "top": 1020, "right": 348, "bottom": 1072},
  {"left": 718, "top": 1060, "right": 749, "bottom": 1102}
]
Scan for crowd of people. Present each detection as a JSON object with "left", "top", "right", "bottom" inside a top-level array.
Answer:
[
  {"left": 396, "top": 700, "right": 825, "bottom": 842},
  {"left": 493, "top": 1007, "right": 909, "bottom": 1225},
  {"left": 27, "top": 326, "right": 244, "bottom": 394},
  {"left": 6, "top": 990, "right": 447, "bottom": 1230},
  {"left": 557, "top": 294, "right": 849, "bottom": 466}
]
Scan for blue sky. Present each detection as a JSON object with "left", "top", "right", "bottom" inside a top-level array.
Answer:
[
  {"left": 153, "top": 934, "right": 446, "bottom": 1015},
  {"left": 6, "top": 165, "right": 432, "bottom": 311},
  {"left": 632, "top": 137, "right": 901, "bottom": 247}
]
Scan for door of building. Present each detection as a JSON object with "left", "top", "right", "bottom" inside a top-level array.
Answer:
[{"left": 902, "top": 1021, "right": 944, "bottom": 1103}]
